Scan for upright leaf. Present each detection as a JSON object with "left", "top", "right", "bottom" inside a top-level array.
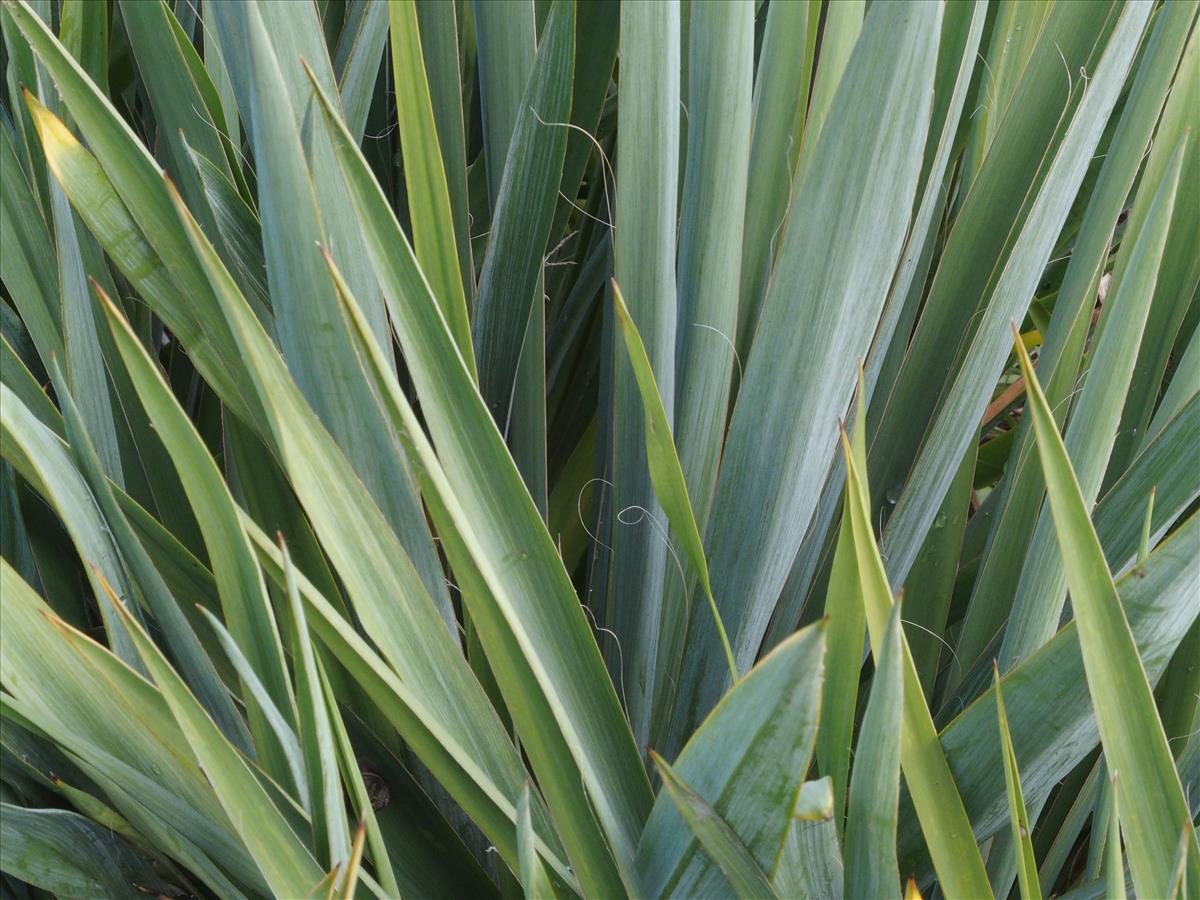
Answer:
[
  {"left": 205, "top": 0, "right": 452, "bottom": 624},
  {"left": 765, "top": 0, "right": 988, "bottom": 653},
  {"left": 473, "top": 0, "right": 574, "bottom": 415},
  {"left": 670, "top": 0, "right": 940, "bottom": 745},
  {"left": 841, "top": 419, "right": 991, "bottom": 897},
  {"left": 332, "top": 0, "right": 389, "bottom": 143},
  {"left": 389, "top": 0, "right": 474, "bottom": 371},
  {"left": 605, "top": 0, "right": 680, "bottom": 745},
  {"left": 413, "top": 0, "right": 475, "bottom": 303},
  {"left": 472, "top": 0, "right": 536, "bottom": 209},
  {"left": 653, "top": 0, "right": 754, "bottom": 744},
  {"left": 879, "top": 2, "right": 1152, "bottom": 584},
  {"left": 612, "top": 280, "right": 736, "bottom": 683},
  {"left": 98, "top": 290, "right": 297, "bottom": 791},
  {"left": 791, "top": 0, "right": 863, "bottom": 190},
  {"left": 328, "top": 251, "right": 631, "bottom": 896},
  {"left": 153, "top": 174, "right": 554, "bottom": 891},
  {"left": 844, "top": 603, "right": 904, "bottom": 900},
  {"left": 1001, "top": 139, "right": 1187, "bottom": 669},
  {"left": 951, "top": 0, "right": 1195, "bottom": 692},
  {"left": 995, "top": 667, "right": 1041, "bottom": 900},
  {"left": 306, "top": 51, "right": 656, "bottom": 890},
  {"left": 735, "top": 0, "right": 811, "bottom": 360},
  {"left": 816, "top": 373, "right": 869, "bottom": 830},
  {"left": 1016, "top": 332, "right": 1200, "bottom": 897}
]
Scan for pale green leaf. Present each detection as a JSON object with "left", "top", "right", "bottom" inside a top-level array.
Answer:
[
  {"left": 671, "top": 0, "right": 941, "bottom": 741},
  {"left": 308, "top": 67, "right": 654, "bottom": 890},
  {"left": 611, "top": 279, "right": 736, "bottom": 683}
]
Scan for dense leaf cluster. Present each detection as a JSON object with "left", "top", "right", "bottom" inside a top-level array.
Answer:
[{"left": 1, "top": 1, "right": 1197, "bottom": 897}]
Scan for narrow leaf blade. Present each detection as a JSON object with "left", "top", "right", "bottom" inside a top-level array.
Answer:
[{"left": 1015, "top": 332, "right": 1200, "bottom": 897}]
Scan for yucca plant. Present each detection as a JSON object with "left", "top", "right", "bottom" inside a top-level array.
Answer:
[{"left": 0, "top": 0, "right": 1197, "bottom": 896}]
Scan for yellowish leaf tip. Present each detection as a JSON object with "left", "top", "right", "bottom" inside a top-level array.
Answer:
[
  {"left": 21, "top": 88, "right": 63, "bottom": 147},
  {"left": 610, "top": 278, "right": 631, "bottom": 331}
]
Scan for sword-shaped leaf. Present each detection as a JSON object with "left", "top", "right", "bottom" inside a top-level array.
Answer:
[
  {"left": 388, "top": 0, "right": 474, "bottom": 372},
  {"left": 612, "top": 279, "right": 736, "bottom": 682},
  {"left": 99, "top": 580, "right": 322, "bottom": 897},
  {"left": 670, "top": 0, "right": 941, "bottom": 741},
  {"left": 994, "top": 666, "right": 1040, "bottom": 900},
  {"left": 844, "top": 603, "right": 904, "bottom": 900},
  {"left": 1015, "top": 331, "right": 1200, "bottom": 897},
  {"left": 841, "top": 417, "right": 991, "bottom": 898},
  {"left": 637, "top": 622, "right": 825, "bottom": 899},
  {"left": 651, "top": 754, "right": 777, "bottom": 900},
  {"left": 98, "top": 289, "right": 297, "bottom": 792},
  {"left": 307, "top": 66, "right": 654, "bottom": 888}
]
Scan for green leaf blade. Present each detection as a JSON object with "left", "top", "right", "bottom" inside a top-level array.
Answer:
[
  {"left": 842, "top": 421, "right": 992, "bottom": 898},
  {"left": 994, "top": 667, "right": 1041, "bottom": 900},
  {"left": 389, "top": 0, "right": 474, "bottom": 373},
  {"left": 844, "top": 604, "right": 904, "bottom": 900},
  {"left": 651, "top": 754, "right": 778, "bottom": 900},
  {"left": 637, "top": 622, "right": 826, "bottom": 899},
  {"left": 671, "top": 0, "right": 942, "bottom": 742},
  {"left": 1016, "top": 331, "right": 1200, "bottom": 897}
]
